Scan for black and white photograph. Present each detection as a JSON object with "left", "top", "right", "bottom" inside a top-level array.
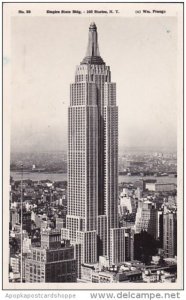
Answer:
[{"left": 2, "top": 2, "right": 184, "bottom": 290}]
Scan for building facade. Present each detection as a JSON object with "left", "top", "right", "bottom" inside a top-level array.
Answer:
[
  {"left": 163, "top": 211, "right": 177, "bottom": 258},
  {"left": 25, "top": 229, "right": 76, "bottom": 282},
  {"left": 125, "top": 228, "right": 134, "bottom": 261},
  {"left": 66, "top": 23, "right": 121, "bottom": 270},
  {"left": 135, "top": 200, "right": 157, "bottom": 237}
]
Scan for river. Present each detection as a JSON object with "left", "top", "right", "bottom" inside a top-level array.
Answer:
[{"left": 10, "top": 171, "right": 177, "bottom": 185}]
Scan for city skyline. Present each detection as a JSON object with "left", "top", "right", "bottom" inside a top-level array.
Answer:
[
  {"left": 11, "top": 17, "right": 177, "bottom": 153},
  {"left": 5, "top": 2, "right": 182, "bottom": 288}
]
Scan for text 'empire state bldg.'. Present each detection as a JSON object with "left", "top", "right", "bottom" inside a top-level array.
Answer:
[{"left": 66, "top": 23, "right": 125, "bottom": 275}]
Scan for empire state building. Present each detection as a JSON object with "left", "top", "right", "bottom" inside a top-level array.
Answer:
[{"left": 66, "top": 23, "right": 125, "bottom": 275}]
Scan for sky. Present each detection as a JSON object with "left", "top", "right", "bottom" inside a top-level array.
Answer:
[{"left": 10, "top": 16, "right": 177, "bottom": 152}]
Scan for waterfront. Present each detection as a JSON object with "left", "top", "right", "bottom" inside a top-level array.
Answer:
[{"left": 10, "top": 171, "right": 177, "bottom": 185}]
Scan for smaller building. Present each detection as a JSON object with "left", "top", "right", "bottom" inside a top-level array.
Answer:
[
  {"left": 135, "top": 200, "right": 157, "bottom": 237},
  {"left": 142, "top": 269, "right": 160, "bottom": 283},
  {"left": 116, "top": 270, "right": 142, "bottom": 282},
  {"left": 81, "top": 263, "right": 98, "bottom": 282},
  {"left": 23, "top": 211, "right": 32, "bottom": 234},
  {"left": 23, "top": 237, "right": 31, "bottom": 254},
  {"left": 99, "top": 256, "right": 110, "bottom": 271},
  {"left": 146, "top": 183, "right": 176, "bottom": 192},
  {"left": 110, "top": 228, "right": 125, "bottom": 265},
  {"left": 125, "top": 228, "right": 134, "bottom": 261},
  {"left": 11, "top": 211, "right": 20, "bottom": 229},
  {"left": 10, "top": 255, "right": 20, "bottom": 274},
  {"left": 163, "top": 211, "right": 177, "bottom": 258},
  {"left": 56, "top": 217, "right": 65, "bottom": 230},
  {"left": 142, "top": 267, "right": 176, "bottom": 283},
  {"left": 25, "top": 229, "right": 77, "bottom": 282},
  {"left": 92, "top": 271, "right": 116, "bottom": 283}
]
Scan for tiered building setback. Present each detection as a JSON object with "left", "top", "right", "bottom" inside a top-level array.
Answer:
[{"left": 66, "top": 23, "right": 123, "bottom": 273}]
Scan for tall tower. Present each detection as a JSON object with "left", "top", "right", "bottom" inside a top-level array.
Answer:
[
  {"left": 67, "top": 23, "right": 119, "bottom": 267},
  {"left": 163, "top": 210, "right": 177, "bottom": 258}
]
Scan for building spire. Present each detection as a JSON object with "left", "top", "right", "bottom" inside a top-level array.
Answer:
[
  {"left": 86, "top": 22, "right": 100, "bottom": 57},
  {"left": 81, "top": 23, "right": 105, "bottom": 65}
]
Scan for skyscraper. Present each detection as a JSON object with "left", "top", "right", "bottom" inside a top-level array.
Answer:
[
  {"left": 67, "top": 23, "right": 122, "bottom": 272},
  {"left": 135, "top": 200, "right": 157, "bottom": 238},
  {"left": 163, "top": 210, "right": 177, "bottom": 258},
  {"left": 25, "top": 229, "right": 77, "bottom": 283}
]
